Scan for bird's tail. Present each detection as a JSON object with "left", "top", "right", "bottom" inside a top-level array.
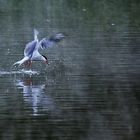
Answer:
[
  {"left": 13, "top": 57, "right": 29, "bottom": 66},
  {"left": 34, "top": 29, "right": 39, "bottom": 41},
  {"left": 13, "top": 60, "right": 22, "bottom": 66}
]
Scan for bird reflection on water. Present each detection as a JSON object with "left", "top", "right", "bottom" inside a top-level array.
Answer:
[{"left": 14, "top": 74, "right": 57, "bottom": 116}]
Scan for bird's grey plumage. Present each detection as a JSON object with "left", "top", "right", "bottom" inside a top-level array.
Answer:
[
  {"left": 24, "top": 40, "right": 37, "bottom": 58},
  {"left": 49, "top": 33, "right": 65, "bottom": 42},
  {"left": 24, "top": 29, "right": 39, "bottom": 58},
  {"left": 40, "top": 33, "right": 65, "bottom": 49},
  {"left": 13, "top": 29, "right": 39, "bottom": 66}
]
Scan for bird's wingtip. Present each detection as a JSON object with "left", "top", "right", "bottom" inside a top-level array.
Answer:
[
  {"left": 34, "top": 29, "right": 39, "bottom": 35},
  {"left": 34, "top": 28, "right": 39, "bottom": 40}
]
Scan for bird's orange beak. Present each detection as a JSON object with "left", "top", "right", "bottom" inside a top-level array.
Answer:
[{"left": 45, "top": 59, "right": 49, "bottom": 65}]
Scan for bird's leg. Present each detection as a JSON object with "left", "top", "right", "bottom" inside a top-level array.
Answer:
[
  {"left": 24, "top": 61, "right": 28, "bottom": 68},
  {"left": 28, "top": 60, "right": 32, "bottom": 71},
  {"left": 24, "top": 60, "right": 32, "bottom": 70}
]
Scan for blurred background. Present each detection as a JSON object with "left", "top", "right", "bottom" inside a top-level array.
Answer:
[{"left": 0, "top": 0, "right": 140, "bottom": 140}]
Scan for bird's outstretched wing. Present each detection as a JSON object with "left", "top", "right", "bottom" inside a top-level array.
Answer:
[
  {"left": 24, "top": 40, "right": 37, "bottom": 58},
  {"left": 39, "top": 33, "right": 65, "bottom": 49},
  {"left": 13, "top": 29, "right": 39, "bottom": 66},
  {"left": 13, "top": 40, "right": 37, "bottom": 66}
]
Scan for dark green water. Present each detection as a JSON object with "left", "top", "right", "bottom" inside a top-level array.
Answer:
[{"left": 0, "top": 0, "right": 140, "bottom": 139}]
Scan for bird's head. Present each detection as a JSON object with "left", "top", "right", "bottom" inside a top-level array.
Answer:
[{"left": 42, "top": 55, "right": 48, "bottom": 64}]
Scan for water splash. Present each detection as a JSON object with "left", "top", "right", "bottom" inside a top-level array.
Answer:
[
  {"left": 0, "top": 71, "right": 22, "bottom": 75},
  {"left": 20, "top": 69, "right": 40, "bottom": 75},
  {"left": 0, "top": 69, "right": 39, "bottom": 76}
]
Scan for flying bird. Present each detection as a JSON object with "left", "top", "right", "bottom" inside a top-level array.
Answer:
[{"left": 13, "top": 29, "right": 65, "bottom": 67}]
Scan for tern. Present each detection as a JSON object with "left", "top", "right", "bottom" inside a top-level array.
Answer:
[{"left": 13, "top": 29, "right": 65, "bottom": 67}]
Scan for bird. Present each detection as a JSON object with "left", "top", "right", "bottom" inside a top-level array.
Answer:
[{"left": 13, "top": 29, "right": 65, "bottom": 68}]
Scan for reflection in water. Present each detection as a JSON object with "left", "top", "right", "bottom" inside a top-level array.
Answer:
[
  {"left": 14, "top": 75, "right": 57, "bottom": 116},
  {"left": 0, "top": 71, "right": 139, "bottom": 139}
]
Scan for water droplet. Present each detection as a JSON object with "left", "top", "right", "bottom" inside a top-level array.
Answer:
[
  {"left": 46, "top": 19, "right": 50, "bottom": 22},
  {"left": 82, "top": 8, "right": 87, "bottom": 12},
  {"left": 111, "top": 23, "right": 115, "bottom": 26}
]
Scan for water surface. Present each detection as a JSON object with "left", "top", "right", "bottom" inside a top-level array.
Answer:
[{"left": 0, "top": 0, "right": 140, "bottom": 140}]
